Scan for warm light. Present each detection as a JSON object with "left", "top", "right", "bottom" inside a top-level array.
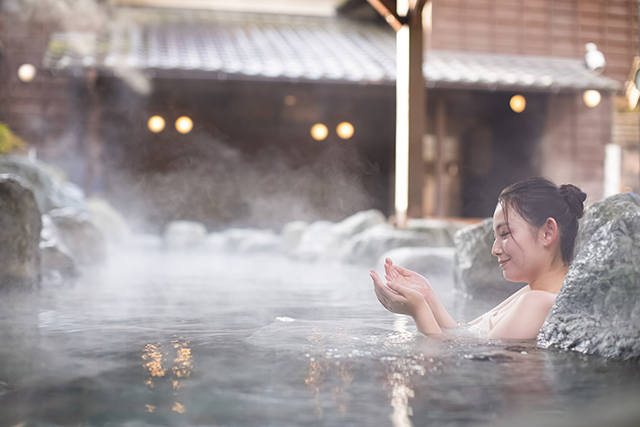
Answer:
[
  {"left": 395, "top": 25, "right": 410, "bottom": 227},
  {"left": 148, "top": 116, "right": 165, "bottom": 133},
  {"left": 310, "top": 123, "right": 328, "bottom": 141},
  {"left": 509, "top": 94, "right": 526, "bottom": 113},
  {"left": 175, "top": 116, "right": 193, "bottom": 134},
  {"left": 583, "top": 90, "right": 601, "bottom": 108},
  {"left": 17, "top": 63, "right": 37, "bottom": 83},
  {"left": 336, "top": 122, "right": 354, "bottom": 139},
  {"left": 284, "top": 95, "right": 297, "bottom": 106}
]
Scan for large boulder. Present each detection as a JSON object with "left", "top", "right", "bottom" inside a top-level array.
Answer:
[
  {"left": 279, "top": 221, "right": 308, "bottom": 254},
  {"left": 539, "top": 196, "right": 640, "bottom": 359},
  {"left": 377, "top": 246, "right": 456, "bottom": 278},
  {"left": 290, "top": 220, "right": 335, "bottom": 261},
  {"left": 453, "top": 218, "right": 523, "bottom": 300},
  {"left": 405, "top": 218, "right": 467, "bottom": 247},
  {"left": 574, "top": 192, "right": 640, "bottom": 257},
  {"left": 47, "top": 207, "right": 107, "bottom": 264},
  {"left": 0, "top": 155, "right": 84, "bottom": 214},
  {"left": 339, "top": 223, "right": 448, "bottom": 266},
  {"left": 325, "top": 209, "right": 386, "bottom": 251},
  {"left": 236, "top": 229, "right": 281, "bottom": 253},
  {"left": 40, "top": 214, "right": 79, "bottom": 279},
  {"left": 163, "top": 220, "right": 207, "bottom": 250},
  {"left": 289, "top": 210, "right": 386, "bottom": 261},
  {"left": 0, "top": 174, "right": 42, "bottom": 287},
  {"left": 86, "top": 197, "right": 131, "bottom": 248},
  {"left": 203, "top": 228, "right": 280, "bottom": 253}
]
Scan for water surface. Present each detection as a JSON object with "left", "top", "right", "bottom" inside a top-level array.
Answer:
[{"left": 1, "top": 251, "right": 639, "bottom": 426}]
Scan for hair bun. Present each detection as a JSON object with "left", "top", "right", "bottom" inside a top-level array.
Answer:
[{"left": 559, "top": 184, "right": 587, "bottom": 219}]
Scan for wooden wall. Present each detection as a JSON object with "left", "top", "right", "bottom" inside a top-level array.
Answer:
[
  {"left": 431, "top": 0, "right": 639, "bottom": 84},
  {"left": 0, "top": 14, "right": 76, "bottom": 161},
  {"left": 540, "top": 92, "right": 612, "bottom": 200}
]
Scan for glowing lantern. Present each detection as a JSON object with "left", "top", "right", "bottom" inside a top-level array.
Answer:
[
  {"left": 17, "top": 63, "right": 37, "bottom": 83},
  {"left": 336, "top": 122, "right": 354, "bottom": 140},
  {"left": 175, "top": 116, "right": 193, "bottom": 134},
  {"left": 148, "top": 116, "right": 165, "bottom": 133},
  {"left": 509, "top": 94, "right": 526, "bottom": 113},
  {"left": 583, "top": 90, "right": 601, "bottom": 108},
  {"left": 311, "top": 123, "right": 328, "bottom": 141}
]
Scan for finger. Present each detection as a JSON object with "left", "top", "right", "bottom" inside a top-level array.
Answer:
[
  {"left": 370, "top": 271, "right": 387, "bottom": 290},
  {"left": 386, "top": 281, "right": 406, "bottom": 297},
  {"left": 374, "top": 286, "right": 388, "bottom": 304},
  {"left": 374, "top": 286, "right": 392, "bottom": 311},
  {"left": 373, "top": 273, "right": 400, "bottom": 298},
  {"left": 384, "top": 263, "right": 398, "bottom": 280},
  {"left": 395, "top": 265, "right": 412, "bottom": 277},
  {"left": 385, "top": 264, "right": 400, "bottom": 282}
]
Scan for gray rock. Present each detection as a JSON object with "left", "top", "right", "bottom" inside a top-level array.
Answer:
[
  {"left": 290, "top": 220, "right": 334, "bottom": 261},
  {"left": 204, "top": 228, "right": 281, "bottom": 253},
  {"left": 0, "top": 174, "right": 42, "bottom": 287},
  {"left": 86, "top": 197, "right": 131, "bottom": 248},
  {"left": 48, "top": 207, "right": 107, "bottom": 264},
  {"left": 237, "top": 230, "right": 281, "bottom": 253},
  {"left": 40, "top": 214, "right": 78, "bottom": 279},
  {"left": 163, "top": 220, "right": 207, "bottom": 250},
  {"left": 290, "top": 210, "right": 387, "bottom": 261},
  {"left": 377, "top": 246, "right": 456, "bottom": 278},
  {"left": 538, "top": 209, "right": 640, "bottom": 359},
  {"left": 575, "top": 192, "right": 640, "bottom": 257},
  {"left": 320, "top": 209, "right": 387, "bottom": 258},
  {"left": 339, "top": 223, "right": 446, "bottom": 266},
  {"left": 405, "top": 218, "right": 466, "bottom": 247},
  {"left": 130, "top": 233, "right": 163, "bottom": 251},
  {"left": 453, "top": 218, "right": 523, "bottom": 300},
  {"left": 279, "top": 221, "right": 308, "bottom": 254},
  {"left": 0, "top": 155, "right": 85, "bottom": 214}
]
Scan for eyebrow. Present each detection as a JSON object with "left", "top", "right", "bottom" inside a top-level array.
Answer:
[{"left": 494, "top": 222, "right": 507, "bottom": 232}]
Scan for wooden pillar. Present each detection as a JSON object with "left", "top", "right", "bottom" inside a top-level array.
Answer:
[{"left": 367, "top": 0, "right": 427, "bottom": 226}]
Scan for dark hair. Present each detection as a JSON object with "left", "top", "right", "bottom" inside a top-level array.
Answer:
[{"left": 498, "top": 177, "right": 587, "bottom": 266}]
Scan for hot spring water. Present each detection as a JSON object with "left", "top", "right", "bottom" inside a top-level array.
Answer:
[{"left": 1, "top": 250, "right": 640, "bottom": 426}]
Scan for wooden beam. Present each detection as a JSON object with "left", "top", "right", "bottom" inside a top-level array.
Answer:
[
  {"left": 395, "top": 0, "right": 427, "bottom": 226},
  {"left": 366, "top": 0, "right": 406, "bottom": 32}
]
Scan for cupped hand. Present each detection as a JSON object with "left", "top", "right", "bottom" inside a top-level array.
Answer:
[
  {"left": 384, "top": 258, "right": 434, "bottom": 302},
  {"left": 370, "top": 269, "right": 427, "bottom": 317}
]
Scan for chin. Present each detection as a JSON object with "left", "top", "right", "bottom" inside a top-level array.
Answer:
[{"left": 502, "top": 271, "right": 523, "bottom": 283}]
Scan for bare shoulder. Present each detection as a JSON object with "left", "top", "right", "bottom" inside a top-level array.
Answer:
[
  {"left": 488, "top": 290, "right": 557, "bottom": 339},
  {"left": 517, "top": 290, "right": 557, "bottom": 310}
]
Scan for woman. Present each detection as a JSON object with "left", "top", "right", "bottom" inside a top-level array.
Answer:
[{"left": 371, "top": 177, "right": 587, "bottom": 339}]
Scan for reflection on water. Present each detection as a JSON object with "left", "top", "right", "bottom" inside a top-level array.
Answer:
[
  {"left": 387, "top": 316, "right": 415, "bottom": 427},
  {"left": 143, "top": 342, "right": 166, "bottom": 384},
  {"left": 0, "top": 251, "right": 639, "bottom": 426}
]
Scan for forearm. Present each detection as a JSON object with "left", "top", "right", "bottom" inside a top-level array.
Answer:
[
  {"left": 412, "top": 302, "right": 443, "bottom": 335},
  {"left": 424, "top": 292, "right": 458, "bottom": 329}
]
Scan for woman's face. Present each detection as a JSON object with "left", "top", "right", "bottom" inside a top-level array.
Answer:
[{"left": 492, "top": 203, "right": 546, "bottom": 283}]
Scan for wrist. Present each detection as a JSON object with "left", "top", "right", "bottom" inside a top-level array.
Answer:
[{"left": 412, "top": 301, "right": 442, "bottom": 334}]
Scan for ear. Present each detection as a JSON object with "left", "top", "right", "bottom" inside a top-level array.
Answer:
[{"left": 540, "top": 217, "right": 559, "bottom": 247}]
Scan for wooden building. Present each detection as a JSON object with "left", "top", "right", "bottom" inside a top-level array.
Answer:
[{"left": 0, "top": 0, "right": 638, "bottom": 229}]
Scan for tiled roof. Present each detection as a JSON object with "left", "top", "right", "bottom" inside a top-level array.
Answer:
[{"left": 43, "top": 7, "right": 620, "bottom": 93}]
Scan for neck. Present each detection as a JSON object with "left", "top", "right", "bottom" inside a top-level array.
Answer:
[{"left": 528, "top": 263, "right": 568, "bottom": 294}]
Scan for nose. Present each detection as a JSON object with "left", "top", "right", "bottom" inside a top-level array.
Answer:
[{"left": 491, "top": 237, "right": 502, "bottom": 257}]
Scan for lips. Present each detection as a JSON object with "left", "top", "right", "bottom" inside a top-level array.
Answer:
[{"left": 498, "top": 259, "right": 510, "bottom": 269}]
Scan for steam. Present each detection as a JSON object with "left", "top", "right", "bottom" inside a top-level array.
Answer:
[
  {"left": 106, "top": 133, "right": 374, "bottom": 232},
  {"left": 2, "top": 0, "right": 108, "bottom": 32}
]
